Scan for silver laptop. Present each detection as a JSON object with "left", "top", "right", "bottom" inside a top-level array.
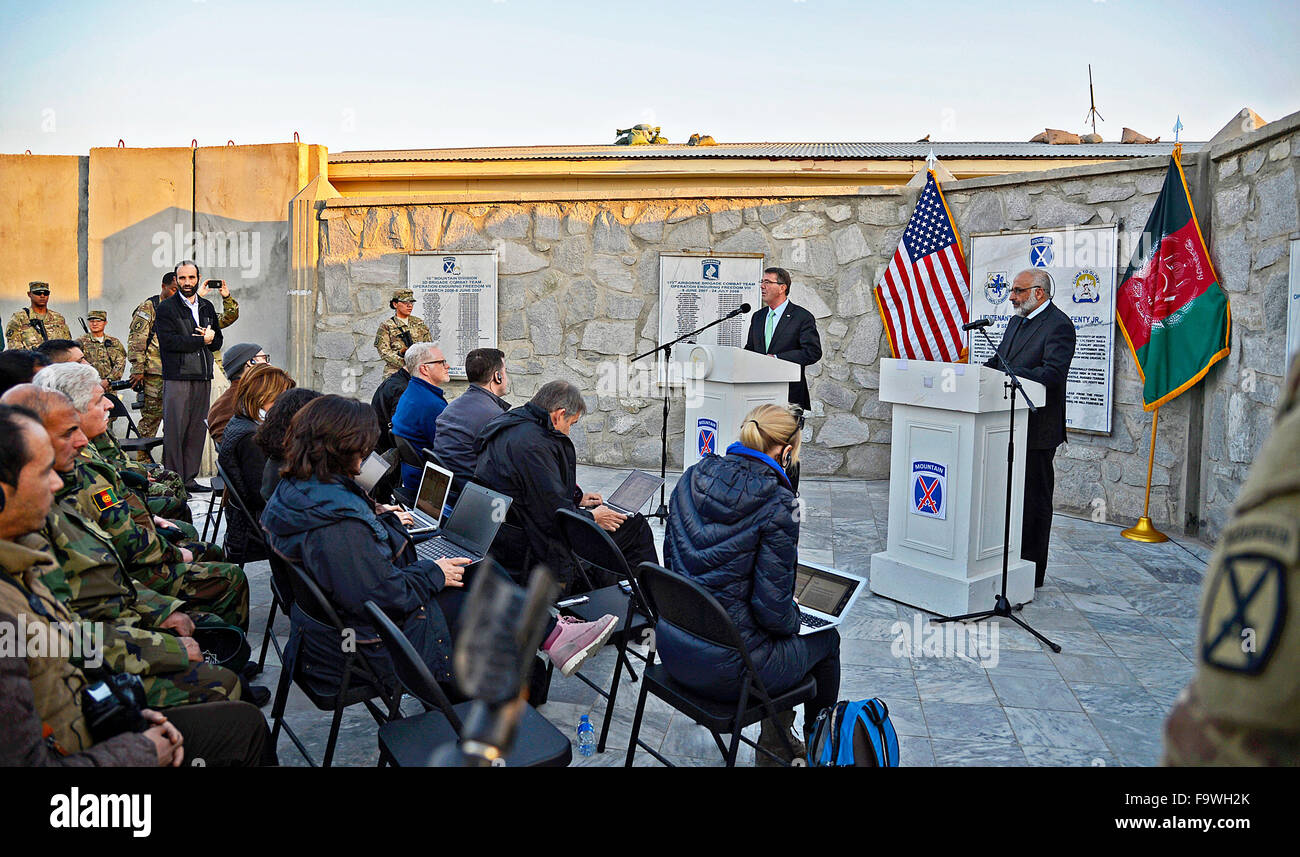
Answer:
[
  {"left": 604, "top": 469, "right": 665, "bottom": 515},
  {"left": 355, "top": 452, "right": 392, "bottom": 495},
  {"left": 414, "top": 482, "right": 512, "bottom": 564},
  {"left": 404, "top": 461, "right": 454, "bottom": 534},
  {"left": 793, "top": 561, "right": 866, "bottom": 635}
]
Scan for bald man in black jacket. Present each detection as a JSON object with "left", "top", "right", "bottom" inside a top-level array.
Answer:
[{"left": 984, "top": 269, "right": 1076, "bottom": 588}]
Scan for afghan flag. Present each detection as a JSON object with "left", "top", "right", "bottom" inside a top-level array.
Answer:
[{"left": 1116, "top": 148, "right": 1230, "bottom": 410}]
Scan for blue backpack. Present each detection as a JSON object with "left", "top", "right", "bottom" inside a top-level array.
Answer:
[{"left": 806, "top": 698, "right": 900, "bottom": 767}]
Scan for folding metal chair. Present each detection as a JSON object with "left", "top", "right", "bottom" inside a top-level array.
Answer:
[{"left": 625, "top": 562, "right": 817, "bottom": 767}]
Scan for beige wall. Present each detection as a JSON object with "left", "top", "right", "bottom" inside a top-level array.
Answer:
[{"left": 0, "top": 154, "right": 82, "bottom": 305}]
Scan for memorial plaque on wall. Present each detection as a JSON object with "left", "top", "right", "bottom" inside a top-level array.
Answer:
[
  {"left": 968, "top": 226, "right": 1118, "bottom": 434},
  {"left": 407, "top": 251, "right": 498, "bottom": 379},
  {"left": 658, "top": 252, "right": 763, "bottom": 358}
]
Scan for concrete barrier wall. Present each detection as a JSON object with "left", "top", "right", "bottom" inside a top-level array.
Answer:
[{"left": 0, "top": 153, "right": 84, "bottom": 312}]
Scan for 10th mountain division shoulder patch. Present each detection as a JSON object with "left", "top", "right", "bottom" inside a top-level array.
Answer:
[{"left": 1200, "top": 515, "right": 1295, "bottom": 675}]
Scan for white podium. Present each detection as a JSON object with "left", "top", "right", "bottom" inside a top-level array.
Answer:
[
  {"left": 682, "top": 344, "right": 800, "bottom": 469},
  {"left": 869, "top": 358, "right": 1045, "bottom": 616}
]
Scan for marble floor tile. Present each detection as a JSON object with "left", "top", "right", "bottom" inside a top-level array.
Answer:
[
  {"left": 989, "top": 673, "right": 1082, "bottom": 712},
  {"left": 1004, "top": 707, "right": 1107, "bottom": 750},
  {"left": 1070, "top": 682, "right": 1173, "bottom": 719},
  {"left": 921, "top": 701, "right": 1013, "bottom": 742},
  {"left": 1048, "top": 652, "right": 1141, "bottom": 685},
  {"left": 839, "top": 665, "right": 920, "bottom": 701},
  {"left": 899, "top": 736, "right": 936, "bottom": 767},
  {"left": 1022, "top": 745, "right": 1118, "bottom": 767},
  {"left": 930, "top": 738, "right": 1028, "bottom": 767}
]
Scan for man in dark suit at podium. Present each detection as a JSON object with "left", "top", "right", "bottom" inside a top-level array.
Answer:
[
  {"left": 744, "top": 267, "right": 823, "bottom": 410},
  {"left": 985, "top": 269, "right": 1076, "bottom": 588}
]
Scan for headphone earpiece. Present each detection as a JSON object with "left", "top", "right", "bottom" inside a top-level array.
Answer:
[
  {"left": 494, "top": 372, "right": 502, "bottom": 384},
  {"left": 0, "top": 484, "right": 6, "bottom": 513}
]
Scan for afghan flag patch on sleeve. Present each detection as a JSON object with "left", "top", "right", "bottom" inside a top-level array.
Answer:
[{"left": 92, "top": 487, "right": 121, "bottom": 512}]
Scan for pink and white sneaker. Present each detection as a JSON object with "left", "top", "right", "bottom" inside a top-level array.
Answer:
[{"left": 542, "top": 614, "right": 618, "bottom": 677}]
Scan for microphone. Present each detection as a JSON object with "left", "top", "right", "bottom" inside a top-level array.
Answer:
[
  {"left": 961, "top": 318, "right": 992, "bottom": 331},
  {"left": 725, "top": 303, "right": 752, "bottom": 319}
]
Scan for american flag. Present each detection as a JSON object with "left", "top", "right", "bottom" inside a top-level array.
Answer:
[{"left": 873, "top": 171, "right": 970, "bottom": 362}]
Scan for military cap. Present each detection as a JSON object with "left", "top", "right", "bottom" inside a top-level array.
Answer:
[
  {"left": 87, "top": 310, "right": 107, "bottom": 321},
  {"left": 28, "top": 281, "right": 51, "bottom": 294},
  {"left": 391, "top": 289, "right": 415, "bottom": 304}
]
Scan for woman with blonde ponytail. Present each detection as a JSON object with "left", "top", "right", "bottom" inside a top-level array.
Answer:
[{"left": 661, "top": 403, "right": 840, "bottom": 766}]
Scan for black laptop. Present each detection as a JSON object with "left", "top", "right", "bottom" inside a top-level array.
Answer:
[{"left": 414, "top": 482, "right": 512, "bottom": 563}]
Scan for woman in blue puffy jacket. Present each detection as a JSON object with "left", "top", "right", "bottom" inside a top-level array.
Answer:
[{"left": 660, "top": 403, "right": 840, "bottom": 762}]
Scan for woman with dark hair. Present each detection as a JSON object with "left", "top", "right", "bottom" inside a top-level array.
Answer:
[
  {"left": 254, "top": 387, "right": 321, "bottom": 501},
  {"left": 660, "top": 403, "right": 840, "bottom": 766},
  {"left": 218, "top": 365, "right": 295, "bottom": 564},
  {"left": 260, "top": 395, "right": 473, "bottom": 692}
]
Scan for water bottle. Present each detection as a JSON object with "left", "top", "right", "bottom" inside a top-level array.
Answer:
[{"left": 577, "top": 714, "right": 596, "bottom": 757}]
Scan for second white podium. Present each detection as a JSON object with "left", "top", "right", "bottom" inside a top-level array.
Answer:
[
  {"left": 681, "top": 344, "right": 799, "bottom": 470},
  {"left": 869, "top": 358, "right": 1045, "bottom": 616}
]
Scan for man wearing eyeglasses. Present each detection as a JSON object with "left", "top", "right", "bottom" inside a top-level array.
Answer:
[
  {"left": 6, "top": 282, "right": 72, "bottom": 350},
  {"left": 391, "top": 342, "right": 450, "bottom": 491},
  {"left": 983, "top": 269, "right": 1076, "bottom": 588},
  {"left": 744, "top": 267, "right": 822, "bottom": 410},
  {"left": 375, "top": 289, "right": 432, "bottom": 379}
]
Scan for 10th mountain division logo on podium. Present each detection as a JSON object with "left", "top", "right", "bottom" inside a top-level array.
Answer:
[
  {"left": 911, "top": 460, "right": 947, "bottom": 520},
  {"left": 697, "top": 418, "right": 718, "bottom": 456}
]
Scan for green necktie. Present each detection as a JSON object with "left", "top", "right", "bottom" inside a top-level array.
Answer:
[{"left": 765, "top": 310, "right": 776, "bottom": 351}]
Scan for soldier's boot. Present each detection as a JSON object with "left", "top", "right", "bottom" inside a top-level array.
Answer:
[{"left": 142, "top": 662, "right": 242, "bottom": 707}]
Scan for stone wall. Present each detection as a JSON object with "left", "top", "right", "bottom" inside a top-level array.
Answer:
[
  {"left": 1198, "top": 113, "right": 1300, "bottom": 540},
  {"left": 314, "top": 113, "right": 1300, "bottom": 538}
]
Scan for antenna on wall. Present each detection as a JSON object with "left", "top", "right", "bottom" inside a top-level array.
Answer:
[{"left": 1083, "top": 64, "right": 1104, "bottom": 136}]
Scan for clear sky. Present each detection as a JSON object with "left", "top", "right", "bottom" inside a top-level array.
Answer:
[{"left": 2, "top": 0, "right": 1297, "bottom": 155}]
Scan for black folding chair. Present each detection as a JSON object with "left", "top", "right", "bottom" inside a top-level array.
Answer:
[
  {"left": 552, "top": 507, "right": 654, "bottom": 753},
  {"left": 263, "top": 536, "right": 402, "bottom": 767},
  {"left": 214, "top": 461, "right": 275, "bottom": 673},
  {"left": 363, "top": 600, "right": 571, "bottom": 767},
  {"left": 106, "top": 391, "right": 163, "bottom": 461},
  {"left": 391, "top": 436, "right": 424, "bottom": 507},
  {"left": 199, "top": 420, "right": 227, "bottom": 542},
  {"left": 625, "top": 562, "right": 817, "bottom": 767}
]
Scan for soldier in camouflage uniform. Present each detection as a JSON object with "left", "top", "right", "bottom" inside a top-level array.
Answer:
[
  {"left": 5, "top": 281, "right": 72, "bottom": 350},
  {"left": 127, "top": 274, "right": 176, "bottom": 446},
  {"left": 375, "top": 288, "right": 431, "bottom": 378},
  {"left": 1163, "top": 351, "right": 1300, "bottom": 766},
  {"left": 3, "top": 387, "right": 242, "bottom": 707},
  {"left": 6, "top": 380, "right": 246, "bottom": 629},
  {"left": 91, "top": 430, "right": 192, "bottom": 524},
  {"left": 76, "top": 309, "right": 127, "bottom": 384},
  {"left": 32, "top": 501, "right": 242, "bottom": 707}
]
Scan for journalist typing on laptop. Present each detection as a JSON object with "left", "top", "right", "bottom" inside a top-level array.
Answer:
[{"left": 659, "top": 403, "right": 843, "bottom": 766}]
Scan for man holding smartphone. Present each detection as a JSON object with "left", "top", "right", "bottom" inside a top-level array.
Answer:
[{"left": 155, "top": 261, "right": 223, "bottom": 491}]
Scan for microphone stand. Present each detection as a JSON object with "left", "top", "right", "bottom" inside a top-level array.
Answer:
[
  {"left": 631, "top": 308, "right": 747, "bottom": 521},
  {"left": 932, "top": 324, "right": 1061, "bottom": 653}
]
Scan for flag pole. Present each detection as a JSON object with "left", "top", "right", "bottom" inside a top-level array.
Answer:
[{"left": 1122, "top": 407, "right": 1170, "bottom": 543}]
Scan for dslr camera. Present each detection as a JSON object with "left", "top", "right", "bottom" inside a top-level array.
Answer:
[{"left": 82, "top": 672, "right": 148, "bottom": 742}]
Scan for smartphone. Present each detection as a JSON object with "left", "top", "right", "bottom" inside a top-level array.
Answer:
[{"left": 204, "top": 279, "right": 221, "bottom": 288}]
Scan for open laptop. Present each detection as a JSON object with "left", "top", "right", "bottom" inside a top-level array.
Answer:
[
  {"left": 414, "top": 482, "right": 512, "bottom": 563},
  {"left": 404, "top": 461, "right": 454, "bottom": 534},
  {"left": 793, "top": 560, "right": 866, "bottom": 635},
  {"left": 355, "top": 452, "right": 392, "bottom": 496},
  {"left": 604, "top": 469, "right": 665, "bottom": 515}
]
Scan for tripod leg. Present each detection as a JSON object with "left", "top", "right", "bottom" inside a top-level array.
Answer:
[
  {"left": 933, "top": 609, "right": 997, "bottom": 624},
  {"left": 1007, "top": 612, "right": 1061, "bottom": 653}
]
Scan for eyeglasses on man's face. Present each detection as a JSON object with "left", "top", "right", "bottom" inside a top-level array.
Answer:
[
  {"left": 1009, "top": 286, "right": 1039, "bottom": 296},
  {"left": 422, "top": 359, "right": 449, "bottom": 367}
]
